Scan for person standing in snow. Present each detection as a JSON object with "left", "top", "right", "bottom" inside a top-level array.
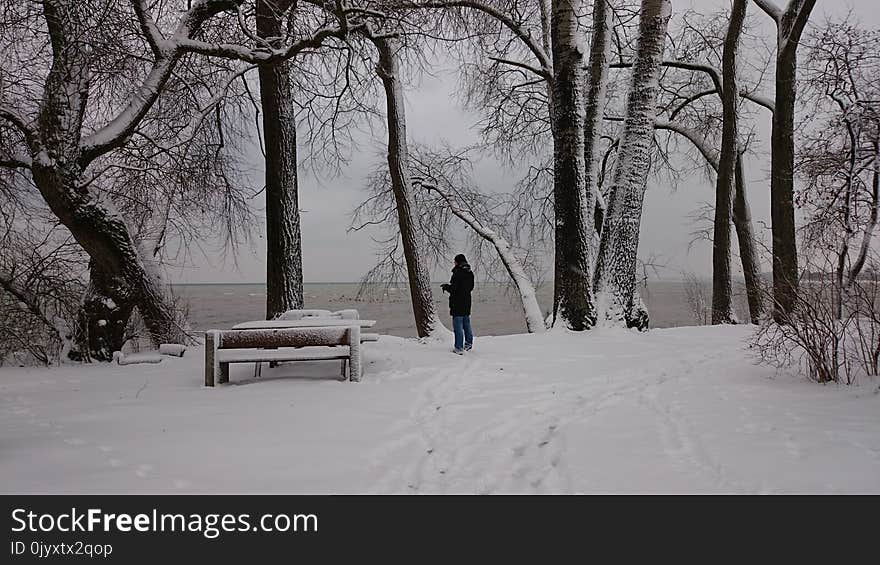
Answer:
[{"left": 441, "top": 254, "right": 475, "bottom": 354}]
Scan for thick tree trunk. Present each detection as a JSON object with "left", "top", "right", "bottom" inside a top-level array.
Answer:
[
  {"left": 769, "top": 46, "right": 800, "bottom": 321},
  {"left": 761, "top": 0, "right": 816, "bottom": 321},
  {"left": 584, "top": 0, "right": 611, "bottom": 248},
  {"left": 594, "top": 0, "right": 672, "bottom": 329},
  {"left": 711, "top": 0, "right": 747, "bottom": 324},
  {"left": 31, "top": 0, "right": 180, "bottom": 359},
  {"left": 733, "top": 155, "right": 765, "bottom": 323},
  {"left": 70, "top": 262, "right": 137, "bottom": 362},
  {"left": 550, "top": 0, "right": 596, "bottom": 331},
  {"left": 374, "top": 37, "right": 442, "bottom": 337},
  {"left": 257, "top": 0, "right": 304, "bottom": 319}
]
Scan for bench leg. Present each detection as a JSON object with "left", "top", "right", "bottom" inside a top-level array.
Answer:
[
  {"left": 254, "top": 362, "right": 262, "bottom": 379},
  {"left": 205, "top": 331, "right": 216, "bottom": 387},
  {"left": 218, "top": 362, "right": 230, "bottom": 384},
  {"left": 340, "top": 359, "right": 347, "bottom": 380}
]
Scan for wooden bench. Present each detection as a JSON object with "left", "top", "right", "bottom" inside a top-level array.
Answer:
[{"left": 205, "top": 325, "right": 365, "bottom": 386}]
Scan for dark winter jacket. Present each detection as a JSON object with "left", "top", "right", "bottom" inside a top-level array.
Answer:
[{"left": 443, "top": 262, "right": 475, "bottom": 316}]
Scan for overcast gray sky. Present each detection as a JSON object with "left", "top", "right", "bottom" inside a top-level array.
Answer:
[{"left": 167, "top": 0, "right": 880, "bottom": 284}]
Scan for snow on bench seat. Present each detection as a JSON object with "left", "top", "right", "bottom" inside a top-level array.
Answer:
[{"left": 205, "top": 325, "right": 366, "bottom": 386}]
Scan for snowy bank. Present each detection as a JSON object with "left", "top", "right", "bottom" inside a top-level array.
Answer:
[{"left": 1, "top": 325, "right": 878, "bottom": 494}]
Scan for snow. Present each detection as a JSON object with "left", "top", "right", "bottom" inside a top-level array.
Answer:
[{"left": 2, "top": 325, "right": 879, "bottom": 494}]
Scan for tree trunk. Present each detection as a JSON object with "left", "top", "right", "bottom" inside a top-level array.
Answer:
[
  {"left": 733, "top": 155, "right": 765, "bottom": 323},
  {"left": 770, "top": 45, "right": 800, "bottom": 321},
  {"left": 257, "top": 0, "right": 304, "bottom": 319},
  {"left": 70, "top": 262, "right": 136, "bottom": 362},
  {"left": 373, "top": 37, "right": 442, "bottom": 337},
  {"left": 765, "top": 0, "right": 817, "bottom": 321},
  {"left": 711, "top": 0, "right": 747, "bottom": 324},
  {"left": 550, "top": 0, "right": 596, "bottom": 331},
  {"left": 594, "top": 0, "right": 672, "bottom": 329},
  {"left": 584, "top": 0, "right": 611, "bottom": 248}
]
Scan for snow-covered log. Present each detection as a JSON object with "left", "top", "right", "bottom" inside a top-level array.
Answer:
[
  {"left": 113, "top": 351, "right": 162, "bottom": 365},
  {"left": 159, "top": 343, "right": 187, "bottom": 357},
  {"left": 594, "top": 0, "right": 673, "bottom": 329}
]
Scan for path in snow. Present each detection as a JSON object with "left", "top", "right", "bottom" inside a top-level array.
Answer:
[{"left": 1, "top": 325, "right": 879, "bottom": 493}]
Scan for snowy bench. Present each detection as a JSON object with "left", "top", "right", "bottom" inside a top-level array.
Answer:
[{"left": 205, "top": 325, "right": 368, "bottom": 387}]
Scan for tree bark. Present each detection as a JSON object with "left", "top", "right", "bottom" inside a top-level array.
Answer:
[
  {"left": 711, "top": 0, "right": 747, "bottom": 324},
  {"left": 594, "top": 0, "right": 672, "bottom": 329},
  {"left": 584, "top": 0, "right": 611, "bottom": 251},
  {"left": 756, "top": 0, "right": 817, "bottom": 321},
  {"left": 550, "top": 0, "right": 596, "bottom": 331},
  {"left": 257, "top": 0, "right": 304, "bottom": 319},
  {"left": 373, "top": 37, "right": 442, "bottom": 337},
  {"left": 733, "top": 155, "right": 765, "bottom": 323},
  {"left": 70, "top": 262, "right": 136, "bottom": 362}
]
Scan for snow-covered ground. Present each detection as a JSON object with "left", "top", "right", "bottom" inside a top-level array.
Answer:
[{"left": 2, "top": 325, "right": 879, "bottom": 493}]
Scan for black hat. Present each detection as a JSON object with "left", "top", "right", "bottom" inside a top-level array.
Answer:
[{"left": 454, "top": 254, "right": 467, "bottom": 264}]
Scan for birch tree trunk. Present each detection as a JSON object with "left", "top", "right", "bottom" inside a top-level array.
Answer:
[
  {"left": 711, "top": 0, "right": 747, "bottom": 324},
  {"left": 583, "top": 0, "right": 611, "bottom": 248},
  {"left": 550, "top": 0, "right": 596, "bottom": 331},
  {"left": 593, "top": 0, "right": 672, "bottom": 329},
  {"left": 374, "top": 37, "right": 442, "bottom": 337},
  {"left": 31, "top": 1, "right": 179, "bottom": 356},
  {"left": 257, "top": 0, "right": 304, "bottom": 319}
]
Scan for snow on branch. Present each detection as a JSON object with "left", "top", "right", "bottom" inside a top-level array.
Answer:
[
  {"left": 610, "top": 60, "right": 723, "bottom": 95},
  {"left": 752, "top": 0, "right": 783, "bottom": 23},
  {"left": 740, "top": 89, "right": 776, "bottom": 113}
]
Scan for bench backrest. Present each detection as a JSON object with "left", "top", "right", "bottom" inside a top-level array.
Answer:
[{"left": 213, "top": 326, "right": 355, "bottom": 349}]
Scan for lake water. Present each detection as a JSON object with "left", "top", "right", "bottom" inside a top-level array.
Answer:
[{"left": 173, "top": 281, "right": 752, "bottom": 337}]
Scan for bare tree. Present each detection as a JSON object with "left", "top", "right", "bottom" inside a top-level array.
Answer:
[{"left": 798, "top": 18, "right": 880, "bottom": 319}]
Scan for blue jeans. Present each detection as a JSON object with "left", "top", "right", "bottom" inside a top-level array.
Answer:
[{"left": 452, "top": 316, "right": 473, "bottom": 351}]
